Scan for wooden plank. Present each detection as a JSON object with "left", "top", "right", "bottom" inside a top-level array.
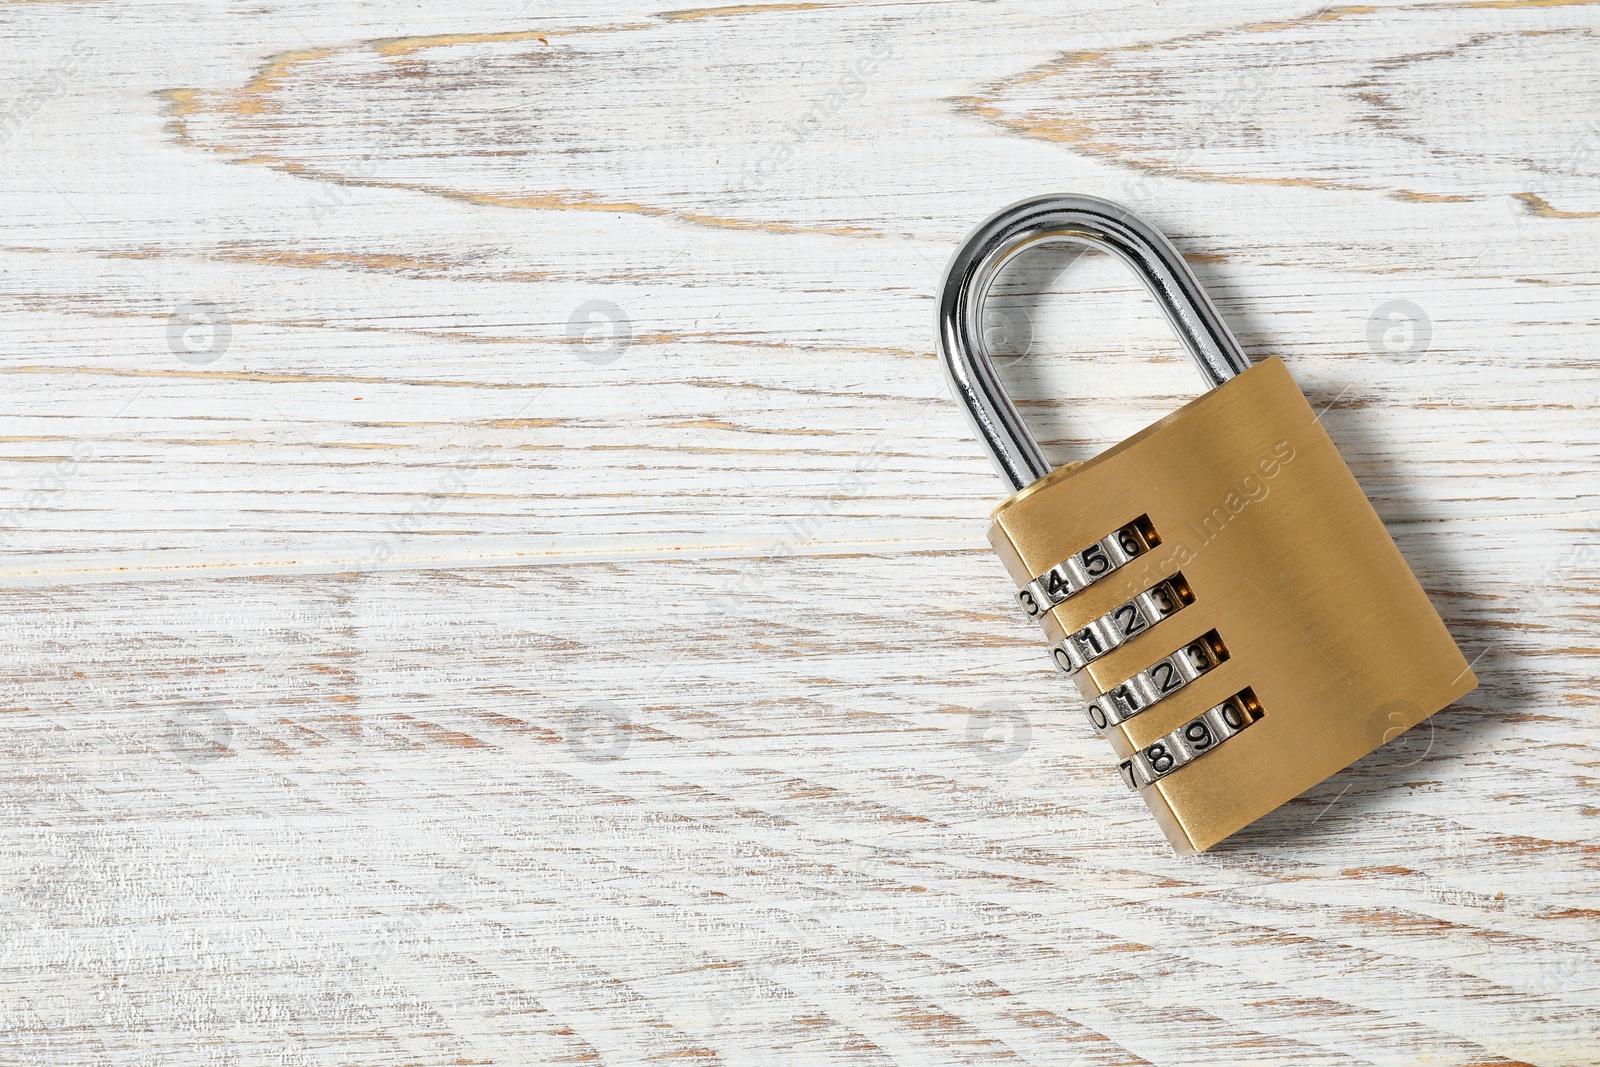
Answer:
[{"left": 0, "top": 1, "right": 1596, "bottom": 1063}]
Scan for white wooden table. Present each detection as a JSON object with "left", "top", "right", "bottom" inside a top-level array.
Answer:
[{"left": 2, "top": 1, "right": 1597, "bottom": 1063}]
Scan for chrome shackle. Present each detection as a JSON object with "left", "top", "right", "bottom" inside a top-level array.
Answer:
[{"left": 935, "top": 194, "right": 1253, "bottom": 492}]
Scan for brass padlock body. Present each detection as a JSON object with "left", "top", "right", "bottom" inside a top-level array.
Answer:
[{"left": 989, "top": 356, "right": 1476, "bottom": 853}]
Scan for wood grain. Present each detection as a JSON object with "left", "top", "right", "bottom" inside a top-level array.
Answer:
[{"left": 0, "top": 1, "right": 1596, "bottom": 1063}]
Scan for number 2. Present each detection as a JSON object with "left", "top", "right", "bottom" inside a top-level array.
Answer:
[
  {"left": 1113, "top": 603, "right": 1145, "bottom": 637},
  {"left": 1150, "top": 660, "right": 1180, "bottom": 692}
]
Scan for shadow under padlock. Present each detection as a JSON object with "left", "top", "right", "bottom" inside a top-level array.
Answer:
[{"left": 937, "top": 194, "right": 1481, "bottom": 854}]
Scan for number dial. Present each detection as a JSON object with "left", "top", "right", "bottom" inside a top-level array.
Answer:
[
  {"left": 1009, "top": 521, "right": 1258, "bottom": 802},
  {"left": 1083, "top": 629, "right": 1229, "bottom": 733},
  {"left": 1016, "top": 518, "right": 1156, "bottom": 621},
  {"left": 1117, "top": 693, "right": 1261, "bottom": 791},
  {"left": 1051, "top": 577, "right": 1191, "bottom": 680}
]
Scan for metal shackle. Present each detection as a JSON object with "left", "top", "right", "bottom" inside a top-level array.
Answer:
[{"left": 936, "top": 194, "right": 1253, "bottom": 493}]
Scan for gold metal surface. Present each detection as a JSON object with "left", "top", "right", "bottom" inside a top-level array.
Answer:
[{"left": 988, "top": 357, "right": 1476, "bottom": 853}]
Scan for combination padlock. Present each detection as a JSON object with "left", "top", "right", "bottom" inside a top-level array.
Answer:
[{"left": 937, "top": 195, "right": 1477, "bottom": 853}]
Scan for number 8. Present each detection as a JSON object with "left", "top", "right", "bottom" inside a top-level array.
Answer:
[{"left": 1145, "top": 741, "right": 1174, "bottom": 774}]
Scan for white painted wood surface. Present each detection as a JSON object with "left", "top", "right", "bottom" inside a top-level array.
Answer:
[{"left": 2, "top": 1, "right": 1597, "bottom": 1063}]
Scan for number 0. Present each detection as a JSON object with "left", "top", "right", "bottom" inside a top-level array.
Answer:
[{"left": 1220, "top": 701, "right": 1245, "bottom": 729}]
